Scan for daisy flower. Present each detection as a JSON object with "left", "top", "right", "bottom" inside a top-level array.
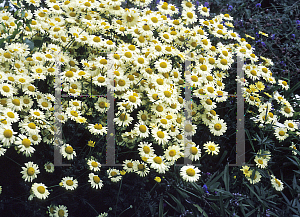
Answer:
[
  {"left": 61, "top": 176, "right": 78, "bottom": 190},
  {"left": 203, "top": 141, "right": 220, "bottom": 156},
  {"left": 29, "top": 109, "right": 46, "bottom": 120},
  {"left": 280, "top": 104, "right": 294, "bottom": 118},
  {"left": 133, "top": 122, "right": 150, "bottom": 138},
  {"left": 240, "top": 165, "right": 252, "bottom": 177},
  {"left": 185, "top": 143, "right": 202, "bottom": 161},
  {"left": 88, "top": 173, "right": 103, "bottom": 189},
  {"left": 278, "top": 79, "right": 289, "bottom": 90},
  {"left": 94, "top": 97, "right": 109, "bottom": 113},
  {"left": 164, "top": 144, "right": 183, "bottom": 161},
  {"left": 274, "top": 127, "right": 288, "bottom": 142},
  {"left": 122, "top": 159, "right": 135, "bottom": 173},
  {"left": 114, "top": 112, "right": 133, "bottom": 127},
  {"left": 0, "top": 83, "right": 16, "bottom": 97},
  {"left": 122, "top": 8, "right": 139, "bottom": 27},
  {"left": 181, "top": 1, "right": 196, "bottom": 11},
  {"left": 122, "top": 90, "right": 142, "bottom": 109},
  {"left": 0, "top": 126, "right": 17, "bottom": 147},
  {"left": 107, "top": 168, "right": 122, "bottom": 182},
  {"left": 180, "top": 165, "right": 201, "bottom": 182},
  {"left": 133, "top": 160, "right": 150, "bottom": 177},
  {"left": 147, "top": 155, "right": 170, "bottom": 174},
  {"left": 88, "top": 123, "right": 107, "bottom": 136},
  {"left": 20, "top": 161, "right": 40, "bottom": 182},
  {"left": 2, "top": 109, "right": 19, "bottom": 123},
  {"left": 247, "top": 170, "right": 261, "bottom": 184},
  {"left": 151, "top": 127, "right": 170, "bottom": 146},
  {"left": 209, "top": 118, "right": 227, "bottom": 136},
  {"left": 154, "top": 58, "right": 172, "bottom": 73},
  {"left": 15, "top": 135, "right": 35, "bottom": 157},
  {"left": 138, "top": 141, "right": 155, "bottom": 158},
  {"left": 87, "top": 158, "right": 101, "bottom": 172},
  {"left": 284, "top": 120, "right": 298, "bottom": 131},
  {"left": 270, "top": 175, "right": 284, "bottom": 191},
  {"left": 254, "top": 156, "right": 268, "bottom": 169},
  {"left": 44, "top": 162, "right": 55, "bottom": 173},
  {"left": 61, "top": 144, "right": 76, "bottom": 160},
  {"left": 53, "top": 205, "right": 68, "bottom": 217},
  {"left": 198, "top": 5, "right": 210, "bottom": 17},
  {"left": 182, "top": 10, "right": 197, "bottom": 24},
  {"left": 6, "top": 97, "right": 23, "bottom": 111},
  {"left": 47, "top": 204, "right": 56, "bottom": 217},
  {"left": 31, "top": 183, "right": 50, "bottom": 200}
]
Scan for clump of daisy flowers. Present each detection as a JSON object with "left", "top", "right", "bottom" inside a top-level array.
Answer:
[{"left": 0, "top": 0, "right": 297, "bottom": 212}]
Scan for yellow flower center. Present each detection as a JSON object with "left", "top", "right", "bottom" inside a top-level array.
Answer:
[
  {"left": 187, "top": 12, "right": 193, "bottom": 19},
  {"left": 160, "top": 62, "right": 167, "bottom": 68},
  {"left": 66, "top": 180, "right": 73, "bottom": 186},
  {"left": 2, "top": 86, "right": 10, "bottom": 92},
  {"left": 119, "top": 113, "right": 128, "bottom": 121},
  {"left": 139, "top": 125, "right": 147, "bottom": 133},
  {"left": 58, "top": 210, "right": 64, "bottom": 217},
  {"left": 65, "top": 71, "right": 74, "bottom": 77},
  {"left": 284, "top": 107, "right": 291, "bottom": 113},
  {"left": 4, "top": 129, "right": 12, "bottom": 138},
  {"left": 93, "top": 176, "right": 100, "bottom": 183},
  {"left": 22, "top": 139, "right": 31, "bottom": 147},
  {"left": 279, "top": 131, "right": 285, "bottom": 136},
  {"left": 190, "top": 147, "right": 198, "bottom": 155},
  {"left": 186, "top": 168, "right": 195, "bottom": 176},
  {"left": 157, "top": 131, "right": 164, "bottom": 138},
  {"left": 156, "top": 105, "right": 163, "bottom": 112},
  {"left": 138, "top": 164, "right": 145, "bottom": 170},
  {"left": 129, "top": 96, "right": 136, "bottom": 102},
  {"left": 208, "top": 145, "right": 215, "bottom": 151},
  {"left": 7, "top": 112, "right": 14, "bottom": 118},
  {"left": 220, "top": 59, "right": 227, "bottom": 65},
  {"left": 91, "top": 161, "right": 98, "bottom": 167},
  {"left": 65, "top": 146, "right": 73, "bottom": 154},
  {"left": 153, "top": 156, "right": 162, "bottom": 164},
  {"left": 214, "top": 123, "right": 222, "bottom": 130},
  {"left": 143, "top": 146, "right": 150, "bottom": 154},
  {"left": 27, "top": 167, "right": 35, "bottom": 176},
  {"left": 169, "top": 150, "right": 176, "bottom": 157},
  {"left": 156, "top": 78, "right": 164, "bottom": 85},
  {"left": 37, "top": 186, "right": 45, "bottom": 194}
]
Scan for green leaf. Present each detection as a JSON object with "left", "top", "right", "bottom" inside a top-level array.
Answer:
[
  {"left": 166, "top": 193, "right": 185, "bottom": 213},
  {"left": 245, "top": 183, "right": 264, "bottom": 204},
  {"left": 245, "top": 208, "right": 258, "bottom": 217},
  {"left": 219, "top": 193, "right": 225, "bottom": 216},
  {"left": 193, "top": 204, "right": 208, "bottom": 217},
  {"left": 163, "top": 199, "right": 180, "bottom": 213},
  {"left": 223, "top": 164, "right": 229, "bottom": 192},
  {"left": 159, "top": 196, "right": 163, "bottom": 217},
  {"left": 245, "top": 129, "right": 255, "bottom": 152}
]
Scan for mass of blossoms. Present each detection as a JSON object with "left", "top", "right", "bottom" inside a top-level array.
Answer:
[{"left": 0, "top": 0, "right": 299, "bottom": 214}]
